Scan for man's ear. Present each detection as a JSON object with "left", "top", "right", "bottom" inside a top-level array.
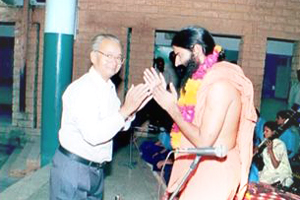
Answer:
[
  {"left": 192, "top": 44, "right": 204, "bottom": 56},
  {"left": 90, "top": 51, "right": 96, "bottom": 65},
  {"left": 192, "top": 44, "right": 205, "bottom": 63}
]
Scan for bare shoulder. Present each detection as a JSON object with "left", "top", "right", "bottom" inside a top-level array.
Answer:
[
  {"left": 208, "top": 80, "right": 239, "bottom": 97},
  {"left": 205, "top": 80, "right": 241, "bottom": 108}
]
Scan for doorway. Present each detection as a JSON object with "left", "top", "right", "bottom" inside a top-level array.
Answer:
[
  {"left": 260, "top": 39, "right": 294, "bottom": 121},
  {"left": 0, "top": 23, "right": 15, "bottom": 124}
]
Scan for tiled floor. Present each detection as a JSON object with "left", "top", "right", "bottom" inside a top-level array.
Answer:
[
  {"left": 102, "top": 144, "right": 163, "bottom": 200},
  {"left": 1, "top": 136, "right": 164, "bottom": 200}
]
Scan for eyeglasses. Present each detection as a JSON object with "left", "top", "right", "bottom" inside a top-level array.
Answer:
[{"left": 94, "top": 50, "right": 125, "bottom": 65}]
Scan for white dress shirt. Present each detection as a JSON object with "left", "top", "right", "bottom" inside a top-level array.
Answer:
[
  {"left": 288, "top": 80, "right": 300, "bottom": 108},
  {"left": 59, "top": 66, "right": 132, "bottom": 163}
]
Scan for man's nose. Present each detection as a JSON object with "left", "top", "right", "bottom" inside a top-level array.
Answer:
[{"left": 175, "top": 56, "right": 181, "bottom": 67}]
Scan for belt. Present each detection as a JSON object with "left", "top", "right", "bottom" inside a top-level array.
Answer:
[{"left": 59, "top": 145, "right": 106, "bottom": 168}]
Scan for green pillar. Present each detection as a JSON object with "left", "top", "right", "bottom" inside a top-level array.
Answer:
[{"left": 41, "top": 0, "right": 77, "bottom": 166}]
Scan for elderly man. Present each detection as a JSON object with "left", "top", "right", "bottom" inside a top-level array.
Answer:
[{"left": 50, "top": 33, "right": 151, "bottom": 200}]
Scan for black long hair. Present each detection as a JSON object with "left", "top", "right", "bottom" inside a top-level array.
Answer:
[
  {"left": 172, "top": 26, "right": 225, "bottom": 91},
  {"left": 264, "top": 121, "right": 277, "bottom": 131},
  {"left": 172, "top": 26, "right": 216, "bottom": 56}
]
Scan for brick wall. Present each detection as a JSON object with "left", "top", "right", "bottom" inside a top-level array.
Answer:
[
  {"left": 1, "top": 0, "right": 300, "bottom": 135},
  {"left": 74, "top": 0, "right": 300, "bottom": 108},
  {"left": 0, "top": 5, "right": 43, "bottom": 135}
]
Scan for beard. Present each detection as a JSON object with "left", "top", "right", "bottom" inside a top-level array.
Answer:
[{"left": 179, "top": 56, "right": 200, "bottom": 93}]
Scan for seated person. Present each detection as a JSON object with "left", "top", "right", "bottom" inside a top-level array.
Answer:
[
  {"left": 254, "top": 108, "right": 266, "bottom": 146},
  {"left": 276, "top": 110, "right": 299, "bottom": 159},
  {"left": 248, "top": 160, "right": 259, "bottom": 183},
  {"left": 156, "top": 157, "right": 174, "bottom": 185},
  {"left": 259, "top": 121, "right": 294, "bottom": 187},
  {"left": 248, "top": 109, "right": 265, "bottom": 183},
  {"left": 139, "top": 131, "right": 172, "bottom": 171}
]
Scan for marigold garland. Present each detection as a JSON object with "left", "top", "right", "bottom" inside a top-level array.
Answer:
[{"left": 170, "top": 45, "right": 222, "bottom": 149}]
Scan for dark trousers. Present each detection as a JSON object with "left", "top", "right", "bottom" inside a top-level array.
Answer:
[
  {"left": 50, "top": 149, "right": 104, "bottom": 200},
  {"left": 140, "top": 141, "right": 170, "bottom": 171}
]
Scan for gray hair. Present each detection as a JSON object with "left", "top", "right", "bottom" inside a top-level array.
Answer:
[{"left": 91, "top": 33, "right": 123, "bottom": 52}]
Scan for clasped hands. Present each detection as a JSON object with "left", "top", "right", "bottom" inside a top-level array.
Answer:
[
  {"left": 120, "top": 67, "right": 178, "bottom": 120},
  {"left": 143, "top": 68, "right": 178, "bottom": 112}
]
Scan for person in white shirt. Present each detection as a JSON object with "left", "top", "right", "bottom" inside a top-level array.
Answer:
[
  {"left": 288, "top": 70, "right": 300, "bottom": 109},
  {"left": 50, "top": 33, "right": 151, "bottom": 200},
  {"left": 259, "top": 121, "right": 294, "bottom": 187}
]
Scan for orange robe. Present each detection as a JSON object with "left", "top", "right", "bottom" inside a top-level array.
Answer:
[{"left": 167, "top": 61, "right": 257, "bottom": 200}]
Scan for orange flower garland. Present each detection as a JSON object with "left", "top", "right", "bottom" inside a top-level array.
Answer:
[{"left": 170, "top": 45, "right": 222, "bottom": 149}]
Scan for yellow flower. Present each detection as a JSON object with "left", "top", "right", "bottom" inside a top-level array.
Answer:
[
  {"left": 171, "top": 131, "right": 181, "bottom": 149},
  {"left": 244, "top": 192, "right": 251, "bottom": 200},
  {"left": 178, "top": 79, "right": 201, "bottom": 105},
  {"left": 214, "top": 45, "right": 222, "bottom": 53},
  {"left": 172, "top": 79, "right": 202, "bottom": 148}
]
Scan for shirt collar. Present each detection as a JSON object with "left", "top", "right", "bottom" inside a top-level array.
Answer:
[{"left": 89, "top": 66, "right": 114, "bottom": 89}]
